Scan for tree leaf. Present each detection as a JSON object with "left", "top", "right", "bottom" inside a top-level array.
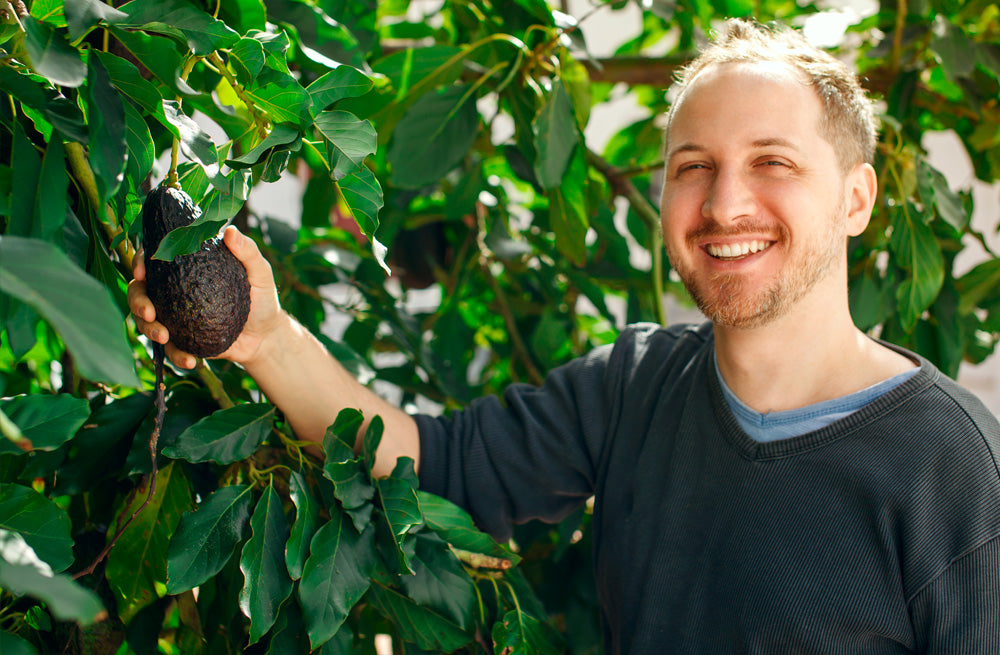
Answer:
[
  {"left": 918, "top": 161, "right": 968, "bottom": 232},
  {"left": 0, "top": 483, "right": 74, "bottom": 572},
  {"left": 161, "top": 100, "right": 219, "bottom": 170},
  {"left": 227, "top": 124, "right": 300, "bottom": 168},
  {"left": 119, "top": 0, "right": 239, "bottom": 55},
  {"left": 547, "top": 148, "right": 590, "bottom": 266},
  {"left": 889, "top": 204, "right": 945, "bottom": 330},
  {"left": 0, "top": 629, "right": 39, "bottom": 655},
  {"left": 338, "top": 166, "right": 389, "bottom": 274},
  {"left": 417, "top": 491, "right": 519, "bottom": 565},
  {"left": 21, "top": 16, "right": 85, "bottom": 87},
  {"left": 64, "top": 0, "right": 127, "bottom": 41},
  {"left": 0, "top": 236, "right": 139, "bottom": 387},
  {"left": 401, "top": 533, "right": 477, "bottom": 630},
  {"left": 239, "top": 483, "right": 294, "bottom": 645},
  {"left": 35, "top": 134, "right": 67, "bottom": 241},
  {"left": 314, "top": 110, "right": 377, "bottom": 180},
  {"left": 166, "top": 484, "right": 253, "bottom": 594},
  {"left": 492, "top": 608, "right": 562, "bottom": 655},
  {"left": 107, "top": 26, "right": 187, "bottom": 96},
  {"left": 375, "top": 473, "right": 423, "bottom": 575},
  {"left": 106, "top": 462, "right": 194, "bottom": 623},
  {"left": 162, "top": 403, "right": 275, "bottom": 464},
  {"left": 532, "top": 81, "right": 578, "bottom": 189},
  {"left": 298, "top": 511, "right": 376, "bottom": 650},
  {"left": 387, "top": 84, "right": 479, "bottom": 189},
  {"left": 367, "top": 581, "right": 471, "bottom": 651},
  {"left": 322, "top": 422, "right": 376, "bottom": 531},
  {"left": 86, "top": 54, "right": 127, "bottom": 205},
  {"left": 286, "top": 471, "right": 319, "bottom": 580},
  {"left": 230, "top": 37, "right": 265, "bottom": 86},
  {"left": 0, "top": 531, "right": 106, "bottom": 625},
  {"left": 307, "top": 65, "right": 373, "bottom": 113},
  {"left": 0, "top": 394, "right": 90, "bottom": 456},
  {"left": 246, "top": 75, "right": 313, "bottom": 127}
]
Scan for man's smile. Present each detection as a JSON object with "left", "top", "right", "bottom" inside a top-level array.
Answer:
[{"left": 704, "top": 239, "right": 774, "bottom": 261}]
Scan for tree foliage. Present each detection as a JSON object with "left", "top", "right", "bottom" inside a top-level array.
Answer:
[{"left": 1, "top": 0, "right": 998, "bottom": 653}]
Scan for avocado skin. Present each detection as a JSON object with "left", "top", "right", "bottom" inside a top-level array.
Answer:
[{"left": 141, "top": 185, "right": 250, "bottom": 358}]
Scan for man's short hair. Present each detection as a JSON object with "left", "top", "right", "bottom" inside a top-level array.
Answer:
[{"left": 666, "top": 18, "right": 879, "bottom": 171}]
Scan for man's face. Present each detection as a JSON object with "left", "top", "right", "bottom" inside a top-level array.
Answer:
[{"left": 660, "top": 62, "right": 857, "bottom": 330}]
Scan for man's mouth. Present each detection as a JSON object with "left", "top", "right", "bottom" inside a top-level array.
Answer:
[{"left": 705, "top": 240, "right": 773, "bottom": 260}]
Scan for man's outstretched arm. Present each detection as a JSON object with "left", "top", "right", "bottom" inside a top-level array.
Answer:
[{"left": 127, "top": 225, "right": 420, "bottom": 478}]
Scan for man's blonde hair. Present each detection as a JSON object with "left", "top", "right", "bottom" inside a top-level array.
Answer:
[{"left": 666, "top": 18, "right": 878, "bottom": 171}]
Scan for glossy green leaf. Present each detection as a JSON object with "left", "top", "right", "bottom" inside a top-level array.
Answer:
[
  {"left": 322, "top": 420, "right": 375, "bottom": 531},
  {"left": 119, "top": 0, "right": 239, "bottom": 55},
  {"left": 931, "top": 15, "right": 976, "bottom": 82},
  {"left": 161, "top": 100, "right": 218, "bottom": 169},
  {"left": 299, "top": 511, "right": 376, "bottom": 650},
  {"left": 401, "top": 533, "right": 477, "bottom": 630},
  {"left": 532, "top": 81, "right": 578, "bottom": 189},
  {"left": 246, "top": 76, "right": 312, "bottom": 126},
  {"left": 0, "top": 484, "right": 74, "bottom": 572},
  {"left": 162, "top": 403, "right": 275, "bottom": 464},
  {"left": 417, "top": 491, "right": 519, "bottom": 564},
  {"left": 8, "top": 123, "right": 41, "bottom": 238},
  {"left": 94, "top": 50, "right": 164, "bottom": 120},
  {"left": 314, "top": 110, "right": 377, "bottom": 180},
  {"left": 0, "top": 236, "right": 140, "bottom": 387},
  {"left": 150, "top": 219, "right": 228, "bottom": 262},
  {"left": 21, "top": 16, "right": 85, "bottom": 87},
  {"left": 86, "top": 54, "right": 127, "bottom": 205},
  {"left": 307, "top": 65, "right": 373, "bottom": 112},
  {"left": 107, "top": 26, "right": 186, "bottom": 95},
  {"left": 166, "top": 484, "right": 254, "bottom": 594},
  {"left": 106, "top": 462, "right": 194, "bottom": 623},
  {"left": 918, "top": 161, "right": 967, "bottom": 232},
  {"left": 240, "top": 484, "right": 294, "bottom": 645},
  {"left": 35, "top": 135, "right": 67, "bottom": 241},
  {"left": 362, "top": 414, "right": 383, "bottom": 476},
  {"left": 230, "top": 37, "right": 266, "bottom": 86},
  {"left": 64, "top": 0, "right": 127, "bottom": 41},
  {"left": 547, "top": 148, "right": 590, "bottom": 266},
  {"left": 387, "top": 84, "right": 479, "bottom": 189},
  {"left": 368, "top": 581, "right": 471, "bottom": 651},
  {"left": 286, "top": 471, "right": 319, "bottom": 580},
  {"left": 492, "top": 608, "right": 562, "bottom": 655},
  {"left": 0, "top": 394, "right": 89, "bottom": 456},
  {"left": 0, "top": 530, "right": 105, "bottom": 625},
  {"left": 375, "top": 470, "right": 423, "bottom": 575},
  {"left": 227, "top": 124, "right": 300, "bottom": 168},
  {"left": 338, "top": 166, "right": 389, "bottom": 274},
  {"left": 890, "top": 205, "right": 945, "bottom": 330}
]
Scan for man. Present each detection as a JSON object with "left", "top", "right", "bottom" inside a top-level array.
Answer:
[{"left": 130, "top": 19, "right": 1000, "bottom": 654}]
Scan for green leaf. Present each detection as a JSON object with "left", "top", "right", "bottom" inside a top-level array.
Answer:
[
  {"left": 239, "top": 484, "right": 294, "bottom": 645},
  {"left": 230, "top": 37, "right": 266, "bottom": 86},
  {"left": 106, "top": 462, "right": 194, "bottom": 623},
  {"left": 368, "top": 581, "right": 471, "bottom": 651},
  {"left": 64, "top": 0, "right": 127, "bottom": 41},
  {"left": 227, "top": 124, "right": 300, "bottom": 168},
  {"left": 162, "top": 100, "right": 219, "bottom": 170},
  {"left": 532, "top": 81, "right": 578, "bottom": 189},
  {"left": 889, "top": 204, "right": 945, "bottom": 330},
  {"left": 492, "top": 608, "right": 562, "bottom": 655},
  {"left": 362, "top": 414, "right": 383, "bottom": 477},
  {"left": 417, "top": 491, "right": 519, "bottom": 565},
  {"left": 21, "top": 16, "right": 85, "bottom": 87},
  {"left": 107, "top": 27, "right": 186, "bottom": 95},
  {"left": 338, "top": 166, "right": 389, "bottom": 274},
  {"left": 314, "top": 110, "right": 377, "bottom": 180},
  {"left": 307, "top": 65, "right": 373, "bottom": 112},
  {"left": 162, "top": 404, "right": 275, "bottom": 464},
  {"left": 0, "top": 394, "right": 90, "bottom": 456},
  {"left": 298, "top": 511, "right": 376, "bottom": 650},
  {"left": 0, "top": 530, "right": 106, "bottom": 625},
  {"left": 401, "top": 533, "right": 477, "bottom": 630},
  {"left": 387, "top": 84, "right": 479, "bottom": 189},
  {"left": 0, "top": 236, "right": 140, "bottom": 388},
  {"left": 119, "top": 0, "right": 239, "bottom": 55},
  {"left": 958, "top": 259, "right": 1000, "bottom": 315},
  {"left": 0, "top": 629, "right": 39, "bottom": 655},
  {"left": 0, "top": 483, "right": 74, "bottom": 572},
  {"left": 322, "top": 421, "right": 375, "bottom": 531},
  {"left": 8, "top": 123, "right": 41, "bottom": 238},
  {"left": 94, "top": 50, "right": 164, "bottom": 121},
  {"left": 166, "top": 484, "right": 254, "bottom": 594},
  {"left": 86, "top": 54, "right": 127, "bottom": 205},
  {"left": 35, "top": 136, "right": 67, "bottom": 241},
  {"left": 246, "top": 75, "right": 312, "bottom": 126},
  {"left": 931, "top": 15, "right": 976, "bottom": 82},
  {"left": 375, "top": 472, "right": 423, "bottom": 575},
  {"left": 286, "top": 471, "right": 319, "bottom": 580},
  {"left": 547, "top": 148, "right": 590, "bottom": 266},
  {"left": 918, "top": 161, "right": 968, "bottom": 232}
]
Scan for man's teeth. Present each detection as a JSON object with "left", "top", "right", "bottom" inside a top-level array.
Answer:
[{"left": 707, "top": 240, "right": 772, "bottom": 259}]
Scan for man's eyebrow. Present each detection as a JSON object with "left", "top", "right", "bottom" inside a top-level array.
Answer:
[
  {"left": 751, "top": 137, "right": 800, "bottom": 150},
  {"left": 665, "top": 143, "right": 706, "bottom": 161}
]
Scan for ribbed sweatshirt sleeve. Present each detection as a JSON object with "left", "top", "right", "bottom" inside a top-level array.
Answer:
[{"left": 415, "top": 337, "right": 624, "bottom": 540}]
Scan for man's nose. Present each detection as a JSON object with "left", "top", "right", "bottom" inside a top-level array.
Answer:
[{"left": 701, "top": 167, "right": 757, "bottom": 223}]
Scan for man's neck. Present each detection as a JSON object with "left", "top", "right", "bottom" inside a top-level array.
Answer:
[{"left": 712, "top": 299, "right": 917, "bottom": 414}]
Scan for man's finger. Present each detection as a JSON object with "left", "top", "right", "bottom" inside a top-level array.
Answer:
[
  {"left": 165, "top": 342, "right": 198, "bottom": 370},
  {"left": 223, "top": 226, "right": 273, "bottom": 288}
]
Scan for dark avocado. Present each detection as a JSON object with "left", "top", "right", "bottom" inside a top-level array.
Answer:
[{"left": 141, "top": 185, "right": 250, "bottom": 358}]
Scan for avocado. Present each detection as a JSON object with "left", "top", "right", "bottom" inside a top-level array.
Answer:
[{"left": 141, "top": 185, "right": 251, "bottom": 358}]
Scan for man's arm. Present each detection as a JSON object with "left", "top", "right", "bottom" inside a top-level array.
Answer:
[{"left": 127, "top": 226, "right": 420, "bottom": 478}]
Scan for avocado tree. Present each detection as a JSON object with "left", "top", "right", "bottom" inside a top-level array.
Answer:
[{"left": 1, "top": 0, "right": 998, "bottom": 653}]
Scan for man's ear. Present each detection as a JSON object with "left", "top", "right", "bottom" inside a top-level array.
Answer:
[{"left": 845, "top": 162, "right": 877, "bottom": 237}]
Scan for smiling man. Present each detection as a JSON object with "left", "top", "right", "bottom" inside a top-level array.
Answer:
[{"left": 129, "top": 18, "right": 1000, "bottom": 655}]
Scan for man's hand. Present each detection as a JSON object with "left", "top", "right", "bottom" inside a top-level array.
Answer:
[{"left": 127, "top": 226, "right": 283, "bottom": 369}]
